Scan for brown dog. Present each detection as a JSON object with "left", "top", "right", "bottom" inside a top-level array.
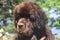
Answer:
[{"left": 13, "top": 2, "right": 54, "bottom": 40}]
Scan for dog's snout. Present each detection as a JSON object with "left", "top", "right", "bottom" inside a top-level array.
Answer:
[
  {"left": 17, "top": 23, "right": 25, "bottom": 28},
  {"left": 18, "top": 25, "right": 23, "bottom": 28}
]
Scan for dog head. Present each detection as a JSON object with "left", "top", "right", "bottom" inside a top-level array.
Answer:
[{"left": 13, "top": 2, "right": 48, "bottom": 37}]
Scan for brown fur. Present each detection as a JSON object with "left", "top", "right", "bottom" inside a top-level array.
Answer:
[{"left": 13, "top": 2, "right": 54, "bottom": 40}]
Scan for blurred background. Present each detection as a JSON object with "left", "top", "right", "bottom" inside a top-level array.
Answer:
[{"left": 0, "top": 0, "right": 60, "bottom": 40}]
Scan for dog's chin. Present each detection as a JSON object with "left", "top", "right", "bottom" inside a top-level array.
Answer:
[
  {"left": 21, "top": 30, "right": 33, "bottom": 37},
  {"left": 24, "top": 33, "right": 33, "bottom": 37}
]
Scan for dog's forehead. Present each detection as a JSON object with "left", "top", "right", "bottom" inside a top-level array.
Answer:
[{"left": 14, "top": 2, "right": 38, "bottom": 14}]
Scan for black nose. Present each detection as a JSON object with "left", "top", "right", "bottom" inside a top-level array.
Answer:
[{"left": 18, "top": 25, "right": 23, "bottom": 28}]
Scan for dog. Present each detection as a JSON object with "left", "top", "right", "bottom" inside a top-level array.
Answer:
[{"left": 13, "top": 2, "right": 54, "bottom": 40}]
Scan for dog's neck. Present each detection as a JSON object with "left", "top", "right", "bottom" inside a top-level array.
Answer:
[{"left": 16, "top": 32, "right": 46, "bottom": 40}]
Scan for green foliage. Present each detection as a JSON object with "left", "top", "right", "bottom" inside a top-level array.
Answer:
[
  {"left": 35, "top": 0, "right": 60, "bottom": 9},
  {"left": 13, "top": 0, "right": 24, "bottom": 4},
  {"left": 4, "top": 5, "right": 13, "bottom": 9},
  {"left": 53, "top": 20, "right": 60, "bottom": 27},
  {"left": 2, "top": 21, "right": 16, "bottom": 33},
  {"left": 0, "top": 14, "right": 4, "bottom": 19}
]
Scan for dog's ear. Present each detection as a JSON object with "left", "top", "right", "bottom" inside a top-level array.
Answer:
[{"left": 32, "top": 4, "right": 48, "bottom": 26}]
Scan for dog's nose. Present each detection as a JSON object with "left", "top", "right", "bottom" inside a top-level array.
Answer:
[{"left": 18, "top": 25, "right": 23, "bottom": 28}]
